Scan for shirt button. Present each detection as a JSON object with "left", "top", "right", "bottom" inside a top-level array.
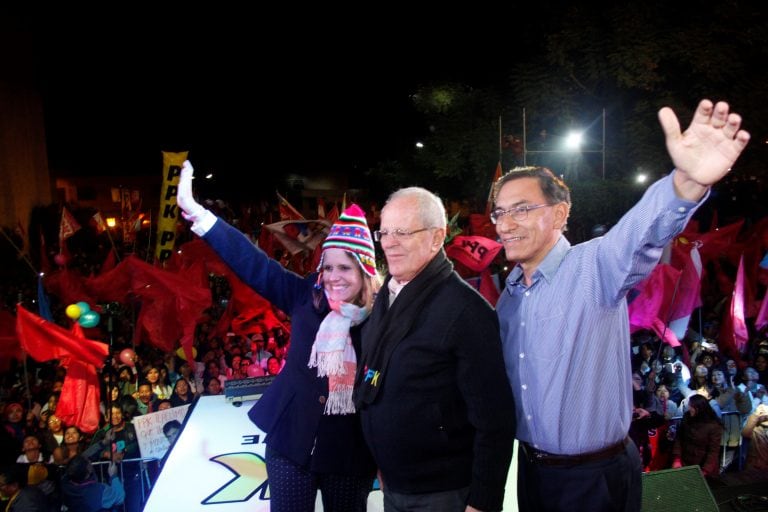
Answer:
[
  {"left": 318, "top": 396, "right": 327, "bottom": 404},
  {"left": 527, "top": 415, "right": 532, "bottom": 421},
  {"left": 520, "top": 321, "right": 525, "bottom": 326},
  {"left": 524, "top": 291, "right": 530, "bottom": 297},
  {"left": 519, "top": 353, "right": 525, "bottom": 359},
  {"left": 677, "top": 206, "right": 687, "bottom": 213},
  {"left": 522, "top": 384, "right": 527, "bottom": 390}
]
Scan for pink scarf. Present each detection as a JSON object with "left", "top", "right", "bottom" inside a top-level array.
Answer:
[{"left": 308, "top": 299, "right": 369, "bottom": 414}]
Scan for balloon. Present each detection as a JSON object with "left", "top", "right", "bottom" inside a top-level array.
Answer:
[
  {"left": 65, "top": 304, "right": 82, "bottom": 320},
  {"left": 53, "top": 254, "right": 68, "bottom": 266},
  {"left": 119, "top": 348, "right": 137, "bottom": 367},
  {"left": 76, "top": 301, "right": 91, "bottom": 313},
  {"left": 175, "top": 347, "right": 198, "bottom": 361},
  {"left": 78, "top": 310, "right": 100, "bottom": 328}
]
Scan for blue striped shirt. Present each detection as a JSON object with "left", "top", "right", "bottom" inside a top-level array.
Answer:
[{"left": 497, "top": 173, "right": 704, "bottom": 455}]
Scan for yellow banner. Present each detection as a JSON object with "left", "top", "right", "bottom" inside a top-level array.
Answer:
[{"left": 155, "top": 151, "right": 189, "bottom": 262}]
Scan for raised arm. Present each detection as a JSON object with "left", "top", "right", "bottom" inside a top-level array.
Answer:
[{"left": 659, "top": 99, "right": 750, "bottom": 201}]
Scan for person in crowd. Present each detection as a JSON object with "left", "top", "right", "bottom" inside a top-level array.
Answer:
[
  {"left": 16, "top": 435, "right": 52, "bottom": 464},
  {"left": 0, "top": 464, "right": 51, "bottom": 511},
  {"left": 629, "top": 372, "right": 665, "bottom": 469},
  {"left": 202, "top": 376, "right": 222, "bottom": 396},
  {"left": 60, "top": 455, "right": 124, "bottom": 512},
  {"left": 178, "top": 162, "right": 379, "bottom": 512},
  {"left": 492, "top": 99, "right": 749, "bottom": 511},
  {"left": 169, "top": 378, "right": 194, "bottom": 407},
  {"left": 39, "top": 414, "right": 65, "bottom": 457},
  {"left": 352, "top": 186, "right": 516, "bottom": 512},
  {"left": 672, "top": 394, "right": 723, "bottom": 480},
  {"left": 176, "top": 360, "right": 201, "bottom": 396},
  {"left": 686, "top": 364, "right": 714, "bottom": 400},
  {"left": 2, "top": 403, "right": 26, "bottom": 452},
  {"left": 265, "top": 356, "right": 282, "bottom": 377},
  {"left": 741, "top": 403, "right": 768, "bottom": 476},
  {"left": 53, "top": 425, "right": 86, "bottom": 466},
  {"left": 133, "top": 382, "right": 158, "bottom": 416},
  {"left": 86, "top": 405, "right": 141, "bottom": 512},
  {"left": 117, "top": 365, "right": 137, "bottom": 398},
  {"left": 755, "top": 353, "right": 768, "bottom": 386},
  {"left": 144, "top": 366, "right": 172, "bottom": 401},
  {"left": 87, "top": 405, "right": 139, "bottom": 463}
]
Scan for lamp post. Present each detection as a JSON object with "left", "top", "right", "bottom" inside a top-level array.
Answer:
[{"left": 523, "top": 108, "right": 606, "bottom": 180}]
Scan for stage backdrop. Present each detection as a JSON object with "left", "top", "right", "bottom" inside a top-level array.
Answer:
[
  {"left": 143, "top": 395, "right": 387, "bottom": 511},
  {"left": 144, "top": 395, "right": 518, "bottom": 511}
]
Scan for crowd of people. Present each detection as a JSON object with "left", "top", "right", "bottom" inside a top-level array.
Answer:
[{"left": 0, "top": 99, "right": 766, "bottom": 512}]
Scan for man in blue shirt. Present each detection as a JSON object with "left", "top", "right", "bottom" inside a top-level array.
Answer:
[{"left": 492, "top": 99, "right": 750, "bottom": 511}]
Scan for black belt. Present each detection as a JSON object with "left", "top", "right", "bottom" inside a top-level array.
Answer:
[{"left": 522, "top": 437, "right": 630, "bottom": 467}]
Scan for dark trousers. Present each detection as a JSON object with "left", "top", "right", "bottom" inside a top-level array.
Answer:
[
  {"left": 518, "top": 439, "right": 642, "bottom": 512},
  {"left": 383, "top": 486, "right": 470, "bottom": 512},
  {"left": 265, "top": 445, "right": 372, "bottom": 512}
]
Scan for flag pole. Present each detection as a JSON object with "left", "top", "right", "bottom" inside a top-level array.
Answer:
[{"left": 0, "top": 228, "right": 37, "bottom": 275}]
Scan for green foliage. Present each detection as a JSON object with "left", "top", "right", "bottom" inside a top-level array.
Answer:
[{"left": 367, "top": 1, "right": 768, "bottom": 207}]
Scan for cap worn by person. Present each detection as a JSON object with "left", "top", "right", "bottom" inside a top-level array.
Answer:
[{"left": 318, "top": 203, "right": 376, "bottom": 277}]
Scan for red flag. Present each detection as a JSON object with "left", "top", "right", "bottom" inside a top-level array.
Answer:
[
  {"left": 446, "top": 236, "right": 502, "bottom": 272},
  {"left": 277, "top": 192, "right": 304, "bottom": 221},
  {"left": 100, "top": 249, "right": 118, "bottom": 274},
  {"left": 317, "top": 197, "right": 326, "bottom": 219},
  {"left": 485, "top": 161, "right": 503, "bottom": 217},
  {"left": 0, "top": 310, "right": 22, "bottom": 372},
  {"left": 15, "top": 307, "right": 104, "bottom": 433},
  {"left": 756, "top": 294, "right": 768, "bottom": 332},
  {"left": 478, "top": 269, "right": 500, "bottom": 306},
  {"left": 56, "top": 358, "right": 102, "bottom": 434},
  {"left": 326, "top": 203, "right": 340, "bottom": 225},
  {"left": 59, "top": 207, "right": 81, "bottom": 243},
  {"left": 15, "top": 305, "right": 108, "bottom": 367},
  {"left": 266, "top": 219, "right": 331, "bottom": 255}
]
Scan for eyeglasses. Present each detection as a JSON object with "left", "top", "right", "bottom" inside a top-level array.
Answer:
[
  {"left": 373, "top": 227, "right": 433, "bottom": 242},
  {"left": 489, "top": 204, "right": 553, "bottom": 224}
]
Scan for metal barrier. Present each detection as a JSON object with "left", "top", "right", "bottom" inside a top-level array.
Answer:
[
  {"left": 720, "top": 410, "right": 743, "bottom": 472},
  {"left": 90, "top": 457, "right": 160, "bottom": 512}
]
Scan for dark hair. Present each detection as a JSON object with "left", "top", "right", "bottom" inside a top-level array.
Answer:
[
  {"left": 162, "top": 420, "right": 182, "bottom": 437},
  {"left": 493, "top": 166, "right": 571, "bottom": 208},
  {"left": 65, "top": 455, "right": 93, "bottom": 483},
  {"left": 0, "top": 465, "right": 22, "bottom": 486},
  {"left": 686, "top": 394, "right": 720, "bottom": 423}
]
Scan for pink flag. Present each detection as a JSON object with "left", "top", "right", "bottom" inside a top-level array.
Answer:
[
  {"left": 627, "top": 264, "right": 682, "bottom": 346},
  {"left": 756, "top": 295, "right": 768, "bottom": 332},
  {"left": 668, "top": 244, "right": 703, "bottom": 340},
  {"left": 730, "top": 255, "right": 749, "bottom": 353}
]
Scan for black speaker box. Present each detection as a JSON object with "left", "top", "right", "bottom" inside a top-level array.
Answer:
[{"left": 641, "top": 466, "right": 718, "bottom": 512}]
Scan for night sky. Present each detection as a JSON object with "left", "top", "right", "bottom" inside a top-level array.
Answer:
[{"left": 26, "top": 13, "right": 525, "bottom": 188}]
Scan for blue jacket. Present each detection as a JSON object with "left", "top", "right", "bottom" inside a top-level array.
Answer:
[{"left": 204, "top": 219, "right": 375, "bottom": 475}]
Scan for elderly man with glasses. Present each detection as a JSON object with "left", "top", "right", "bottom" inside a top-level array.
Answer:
[
  {"left": 354, "top": 187, "right": 516, "bottom": 512},
  {"left": 492, "top": 99, "right": 750, "bottom": 512}
]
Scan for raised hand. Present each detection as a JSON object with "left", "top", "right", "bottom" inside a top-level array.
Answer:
[
  {"left": 659, "top": 100, "right": 750, "bottom": 194},
  {"left": 177, "top": 160, "right": 205, "bottom": 222}
]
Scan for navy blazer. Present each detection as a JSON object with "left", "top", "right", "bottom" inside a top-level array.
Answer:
[{"left": 204, "top": 219, "right": 374, "bottom": 475}]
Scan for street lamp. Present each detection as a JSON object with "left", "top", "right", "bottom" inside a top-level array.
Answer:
[{"left": 523, "top": 108, "right": 606, "bottom": 180}]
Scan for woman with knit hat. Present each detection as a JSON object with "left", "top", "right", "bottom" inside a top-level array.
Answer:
[{"left": 177, "top": 161, "right": 378, "bottom": 512}]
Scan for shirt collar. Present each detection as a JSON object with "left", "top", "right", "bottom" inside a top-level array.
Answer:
[{"left": 507, "top": 235, "right": 571, "bottom": 287}]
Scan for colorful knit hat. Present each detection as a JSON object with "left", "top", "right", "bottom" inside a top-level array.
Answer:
[{"left": 318, "top": 203, "right": 377, "bottom": 277}]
